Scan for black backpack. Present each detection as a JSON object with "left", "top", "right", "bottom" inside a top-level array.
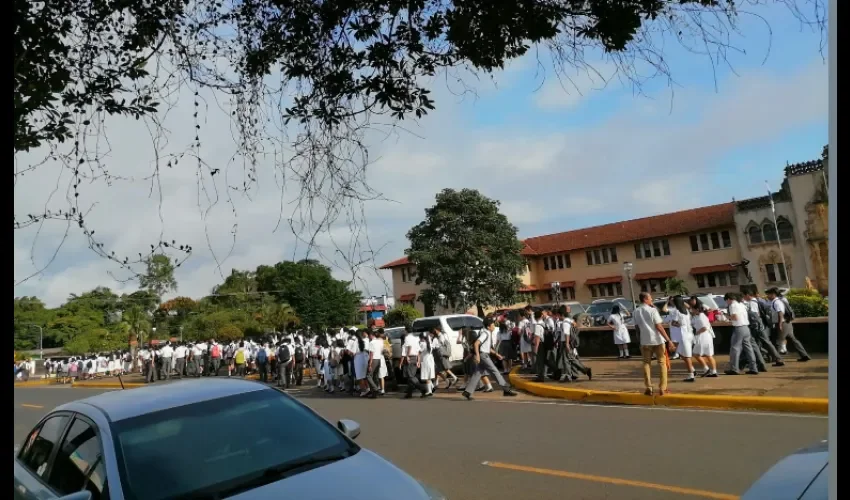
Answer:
[
  {"left": 294, "top": 345, "right": 305, "bottom": 363},
  {"left": 278, "top": 345, "right": 292, "bottom": 364},
  {"left": 746, "top": 301, "right": 764, "bottom": 333},
  {"left": 781, "top": 297, "right": 796, "bottom": 322},
  {"left": 86, "top": 360, "right": 93, "bottom": 369}
]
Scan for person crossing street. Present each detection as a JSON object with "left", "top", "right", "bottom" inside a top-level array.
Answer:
[{"left": 462, "top": 318, "right": 518, "bottom": 400}]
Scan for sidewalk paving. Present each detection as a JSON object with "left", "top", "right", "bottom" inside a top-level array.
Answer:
[{"left": 515, "top": 354, "right": 828, "bottom": 399}]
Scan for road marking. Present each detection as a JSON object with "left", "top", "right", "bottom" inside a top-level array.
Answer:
[
  {"left": 481, "top": 461, "right": 739, "bottom": 500},
  {"left": 436, "top": 395, "right": 827, "bottom": 419},
  {"left": 20, "top": 404, "right": 44, "bottom": 409}
]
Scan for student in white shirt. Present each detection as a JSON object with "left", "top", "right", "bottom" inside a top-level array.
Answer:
[
  {"left": 353, "top": 332, "right": 370, "bottom": 394},
  {"left": 497, "top": 318, "right": 516, "bottom": 373},
  {"left": 669, "top": 296, "right": 696, "bottom": 381},
  {"left": 159, "top": 342, "right": 174, "bottom": 380},
  {"left": 690, "top": 305, "right": 717, "bottom": 377},
  {"left": 607, "top": 305, "right": 631, "bottom": 359},
  {"left": 724, "top": 293, "right": 759, "bottom": 375},
  {"left": 742, "top": 288, "right": 785, "bottom": 366},
  {"left": 399, "top": 328, "right": 429, "bottom": 398},
  {"left": 766, "top": 288, "right": 811, "bottom": 361},
  {"left": 418, "top": 332, "right": 436, "bottom": 395},
  {"left": 518, "top": 309, "right": 534, "bottom": 369},
  {"left": 173, "top": 343, "right": 187, "bottom": 378},
  {"left": 633, "top": 292, "right": 674, "bottom": 396},
  {"left": 368, "top": 330, "right": 388, "bottom": 395},
  {"left": 461, "top": 317, "right": 518, "bottom": 400}
]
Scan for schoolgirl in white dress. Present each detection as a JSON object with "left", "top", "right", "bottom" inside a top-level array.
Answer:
[
  {"left": 419, "top": 333, "right": 436, "bottom": 394},
  {"left": 333, "top": 340, "right": 345, "bottom": 390},
  {"left": 691, "top": 306, "right": 718, "bottom": 377},
  {"left": 607, "top": 305, "right": 631, "bottom": 359},
  {"left": 353, "top": 335, "right": 369, "bottom": 387},
  {"left": 321, "top": 345, "right": 334, "bottom": 392},
  {"left": 107, "top": 355, "right": 116, "bottom": 376},
  {"left": 670, "top": 296, "right": 696, "bottom": 381}
]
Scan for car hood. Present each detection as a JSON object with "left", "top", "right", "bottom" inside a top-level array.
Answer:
[
  {"left": 741, "top": 441, "right": 828, "bottom": 500},
  {"left": 229, "top": 449, "right": 437, "bottom": 500}
]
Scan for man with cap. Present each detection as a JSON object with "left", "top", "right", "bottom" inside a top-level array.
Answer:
[{"left": 765, "top": 288, "right": 811, "bottom": 362}]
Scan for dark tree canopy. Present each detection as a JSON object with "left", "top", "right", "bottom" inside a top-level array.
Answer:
[
  {"left": 14, "top": 0, "right": 825, "bottom": 280},
  {"left": 406, "top": 188, "right": 526, "bottom": 316}
]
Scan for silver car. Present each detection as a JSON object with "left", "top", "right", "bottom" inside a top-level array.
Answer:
[
  {"left": 741, "top": 440, "right": 828, "bottom": 500},
  {"left": 14, "top": 379, "right": 446, "bottom": 500}
]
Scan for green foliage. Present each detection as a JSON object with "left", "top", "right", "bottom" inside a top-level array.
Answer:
[
  {"left": 663, "top": 278, "right": 689, "bottom": 296},
  {"left": 139, "top": 254, "right": 178, "bottom": 297},
  {"left": 407, "top": 189, "right": 525, "bottom": 315},
  {"left": 385, "top": 304, "right": 422, "bottom": 328},
  {"left": 786, "top": 290, "right": 828, "bottom": 318}
]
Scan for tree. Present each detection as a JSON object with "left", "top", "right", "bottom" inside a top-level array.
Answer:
[
  {"left": 385, "top": 304, "right": 422, "bottom": 329},
  {"left": 139, "top": 254, "right": 178, "bottom": 298},
  {"left": 14, "top": 0, "right": 824, "bottom": 277},
  {"left": 255, "top": 260, "right": 361, "bottom": 328},
  {"left": 407, "top": 189, "right": 526, "bottom": 317},
  {"left": 663, "top": 277, "right": 689, "bottom": 296},
  {"left": 258, "top": 303, "right": 300, "bottom": 334}
]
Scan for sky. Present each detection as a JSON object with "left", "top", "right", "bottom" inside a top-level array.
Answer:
[{"left": 14, "top": 3, "right": 829, "bottom": 307}]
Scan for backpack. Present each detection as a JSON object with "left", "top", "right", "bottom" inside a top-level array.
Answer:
[
  {"left": 440, "top": 335, "right": 453, "bottom": 358},
  {"left": 523, "top": 321, "right": 535, "bottom": 344},
  {"left": 542, "top": 324, "right": 556, "bottom": 349},
  {"left": 569, "top": 321, "right": 580, "bottom": 349},
  {"left": 257, "top": 348, "right": 268, "bottom": 364},
  {"left": 278, "top": 345, "right": 292, "bottom": 364},
  {"left": 329, "top": 348, "right": 339, "bottom": 368},
  {"left": 211, "top": 344, "right": 221, "bottom": 358},
  {"left": 757, "top": 300, "right": 773, "bottom": 327},
  {"left": 746, "top": 301, "right": 764, "bottom": 333},
  {"left": 86, "top": 360, "right": 93, "bottom": 369},
  {"left": 781, "top": 297, "right": 796, "bottom": 322},
  {"left": 294, "top": 345, "right": 305, "bottom": 363}
]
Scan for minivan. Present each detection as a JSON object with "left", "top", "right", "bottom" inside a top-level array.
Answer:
[{"left": 410, "top": 314, "right": 483, "bottom": 363}]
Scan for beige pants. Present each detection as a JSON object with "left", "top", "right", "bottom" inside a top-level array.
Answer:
[{"left": 640, "top": 344, "right": 668, "bottom": 392}]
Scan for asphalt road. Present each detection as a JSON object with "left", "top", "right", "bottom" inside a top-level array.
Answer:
[{"left": 14, "top": 384, "right": 827, "bottom": 500}]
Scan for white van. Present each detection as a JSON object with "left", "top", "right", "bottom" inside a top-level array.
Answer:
[{"left": 410, "top": 314, "right": 483, "bottom": 363}]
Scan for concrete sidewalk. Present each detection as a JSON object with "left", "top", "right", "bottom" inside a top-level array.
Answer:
[{"left": 517, "top": 354, "right": 828, "bottom": 398}]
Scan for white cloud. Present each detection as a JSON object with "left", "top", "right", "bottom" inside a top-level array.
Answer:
[
  {"left": 14, "top": 50, "right": 827, "bottom": 307},
  {"left": 533, "top": 62, "right": 619, "bottom": 110}
]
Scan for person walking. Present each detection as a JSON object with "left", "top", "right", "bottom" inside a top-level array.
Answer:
[
  {"left": 690, "top": 304, "right": 718, "bottom": 377},
  {"left": 534, "top": 309, "right": 556, "bottom": 382},
  {"left": 399, "top": 328, "right": 430, "bottom": 399},
  {"left": 461, "top": 317, "right": 518, "bottom": 400},
  {"left": 256, "top": 342, "right": 270, "bottom": 383},
  {"left": 419, "top": 332, "right": 436, "bottom": 395},
  {"left": 292, "top": 336, "right": 306, "bottom": 387},
  {"left": 669, "top": 296, "right": 696, "bottom": 382},
  {"left": 725, "top": 293, "right": 759, "bottom": 376},
  {"left": 766, "top": 288, "right": 811, "bottom": 362},
  {"left": 140, "top": 346, "right": 155, "bottom": 384},
  {"left": 517, "top": 309, "right": 534, "bottom": 371},
  {"left": 234, "top": 341, "right": 247, "bottom": 377},
  {"left": 209, "top": 339, "right": 222, "bottom": 376},
  {"left": 607, "top": 305, "right": 631, "bottom": 359},
  {"left": 277, "top": 339, "right": 294, "bottom": 389},
  {"left": 159, "top": 342, "right": 173, "bottom": 380},
  {"left": 634, "top": 292, "right": 674, "bottom": 396},
  {"left": 497, "top": 317, "right": 516, "bottom": 373},
  {"left": 173, "top": 342, "right": 187, "bottom": 378},
  {"left": 742, "top": 288, "right": 785, "bottom": 366},
  {"left": 368, "top": 330, "right": 386, "bottom": 396},
  {"left": 430, "top": 327, "right": 457, "bottom": 390}
]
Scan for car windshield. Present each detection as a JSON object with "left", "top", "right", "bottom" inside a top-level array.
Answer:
[
  {"left": 386, "top": 328, "right": 407, "bottom": 340},
  {"left": 587, "top": 302, "right": 615, "bottom": 315},
  {"left": 111, "top": 389, "right": 357, "bottom": 500},
  {"left": 712, "top": 296, "right": 728, "bottom": 309},
  {"left": 411, "top": 318, "right": 441, "bottom": 333}
]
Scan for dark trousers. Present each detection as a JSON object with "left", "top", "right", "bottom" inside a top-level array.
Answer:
[
  {"left": 279, "top": 362, "right": 292, "bottom": 387},
  {"left": 144, "top": 360, "right": 155, "bottom": 383},
  {"left": 365, "top": 362, "right": 381, "bottom": 392},
  {"left": 536, "top": 345, "right": 551, "bottom": 380},
  {"left": 558, "top": 345, "right": 589, "bottom": 379},
  {"left": 175, "top": 358, "right": 186, "bottom": 378},
  {"left": 210, "top": 358, "right": 221, "bottom": 376},
  {"left": 751, "top": 326, "right": 784, "bottom": 362},
  {"left": 773, "top": 323, "right": 810, "bottom": 358},
  {"left": 403, "top": 356, "right": 427, "bottom": 396},
  {"left": 258, "top": 362, "right": 268, "bottom": 383},
  {"left": 294, "top": 362, "right": 304, "bottom": 386}
]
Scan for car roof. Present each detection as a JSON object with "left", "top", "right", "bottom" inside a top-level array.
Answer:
[
  {"left": 66, "top": 378, "right": 269, "bottom": 423},
  {"left": 413, "top": 314, "right": 477, "bottom": 321}
]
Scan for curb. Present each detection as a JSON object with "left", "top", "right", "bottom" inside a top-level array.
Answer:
[
  {"left": 508, "top": 368, "right": 828, "bottom": 415},
  {"left": 14, "top": 379, "right": 58, "bottom": 387}
]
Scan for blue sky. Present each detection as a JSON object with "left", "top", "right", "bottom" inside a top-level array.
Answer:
[{"left": 14, "top": 3, "right": 829, "bottom": 306}]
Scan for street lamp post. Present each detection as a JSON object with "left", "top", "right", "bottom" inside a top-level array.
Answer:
[
  {"left": 437, "top": 293, "right": 446, "bottom": 314},
  {"left": 623, "top": 262, "right": 636, "bottom": 310},
  {"left": 551, "top": 281, "right": 562, "bottom": 308},
  {"left": 459, "top": 291, "right": 468, "bottom": 314}
]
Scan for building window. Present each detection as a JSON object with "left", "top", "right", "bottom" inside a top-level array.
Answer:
[
  {"left": 777, "top": 219, "right": 794, "bottom": 241},
  {"left": 635, "top": 239, "right": 671, "bottom": 259},
  {"left": 401, "top": 268, "right": 408, "bottom": 282},
  {"left": 763, "top": 224, "right": 778, "bottom": 242},
  {"left": 401, "top": 266, "right": 416, "bottom": 283},
  {"left": 543, "top": 254, "right": 571, "bottom": 271},
  {"left": 691, "top": 231, "right": 734, "bottom": 252},
  {"left": 747, "top": 225, "right": 763, "bottom": 244},
  {"left": 543, "top": 258, "right": 550, "bottom": 271},
  {"left": 556, "top": 255, "right": 564, "bottom": 269},
  {"left": 590, "top": 283, "right": 621, "bottom": 298},
  {"left": 694, "top": 271, "right": 740, "bottom": 289},
  {"left": 638, "top": 279, "right": 663, "bottom": 293},
  {"left": 765, "top": 263, "right": 787, "bottom": 283},
  {"left": 587, "top": 247, "right": 618, "bottom": 265}
]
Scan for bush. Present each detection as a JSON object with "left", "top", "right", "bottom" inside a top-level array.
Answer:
[
  {"left": 787, "top": 292, "right": 828, "bottom": 318},
  {"left": 384, "top": 304, "right": 422, "bottom": 328},
  {"left": 785, "top": 288, "right": 820, "bottom": 298}
]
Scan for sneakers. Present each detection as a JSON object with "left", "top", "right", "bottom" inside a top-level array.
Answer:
[
  {"left": 462, "top": 391, "right": 473, "bottom": 400},
  {"left": 503, "top": 389, "right": 518, "bottom": 397},
  {"left": 586, "top": 368, "right": 593, "bottom": 381},
  {"left": 798, "top": 356, "right": 811, "bottom": 362},
  {"left": 773, "top": 361, "right": 786, "bottom": 367}
]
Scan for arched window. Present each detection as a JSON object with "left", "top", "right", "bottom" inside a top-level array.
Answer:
[
  {"left": 762, "top": 223, "right": 778, "bottom": 242},
  {"left": 776, "top": 218, "right": 794, "bottom": 241},
  {"left": 747, "top": 225, "right": 763, "bottom": 244}
]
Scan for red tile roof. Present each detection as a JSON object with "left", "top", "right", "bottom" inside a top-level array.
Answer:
[
  {"left": 379, "top": 256, "right": 410, "bottom": 269},
  {"left": 381, "top": 202, "right": 736, "bottom": 267},
  {"left": 690, "top": 264, "right": 736, "bottom": 274},
  {"left": 522, "top": 202, "right": 736, "bottom": 256},
  {"left": 633, "top": 270, "right": 677, "bottom": 280},
  {"left": 398, "top": 293, "right": 416, "bottom": 301},
  {"left": 519, "top": 284, "right": 543, "bottom": 293},
  {"left": 584, "top": 276, "right": 623, "bottom": 285}
]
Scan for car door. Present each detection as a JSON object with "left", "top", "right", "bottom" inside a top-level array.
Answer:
[
  {"left": 47, "top": 415, "right": 109, "bottom": 500},
  {"left": 15, "top": 413, "right": 72, "bottom": 499}
]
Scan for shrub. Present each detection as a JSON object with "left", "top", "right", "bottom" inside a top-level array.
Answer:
[
  {"left": 785, "top": 288, "right": 820, "bottom": 298},
  {"left": 385, "top": 304, "right": 422, "bottom": 328},
  {"left": 787, "top": 293, "right": 828, "bottom": 318}
]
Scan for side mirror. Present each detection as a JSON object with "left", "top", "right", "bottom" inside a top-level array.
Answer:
[
  {"left": 57, "top": 491, "right": 92, "bottom": 500},
  {"left": 337, "top": 419, "right": 361, "bottom": 440}
]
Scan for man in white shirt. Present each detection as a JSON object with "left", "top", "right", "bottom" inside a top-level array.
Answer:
[
  {"left": 138, "top": 346, "right": 154, "bottom": 383},
  {"left": 725, "top": 293, "right": 759, "bottom": 375},
  {"left": 766, "top": 288, "right": 811, "bottom": 362},
  {"left": 633, "top": 292, "right": 674, "bottom": 396},
  {"left": 173, "top": 343, "right": 187, "bottom": 378},
  {"left": 159, "top": 342, "right": 174, "bottom": 380},
  {"left": 535, "top": 309, "right": 557, "bottom": 382},
  {"left": 556, "top": 308, "right": 592, "bottom": 382},
  {"left": 277, "top": 339, "right": 295, "bottom": 389},
  {"left": 399, "top": 329, "right": 429, "bottom": 399},
  {"left": 461, "top": 317, "right": 518, "bottom": 400},
  {"left": 742, "top": 288, "right": 785, "bottom": 366}
]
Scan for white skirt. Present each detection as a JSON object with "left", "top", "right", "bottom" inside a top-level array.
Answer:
[
  {"left": 107, "top": 361, "right": 115, "bottom": 373},
  {"left": 378, "top": 356, "right": 388, "bottom": 378},
  {"left": 520, "top": 338, "right": 533, "bottom": 354},
  {"left": 420, "top": 353, "right": 435, "bottom": 380},
  {"left": 693, "top": 332, "right": 715, "bottom": 356},
  {"left": 123, "top": 361, "right": 132, "bottom": 372},
  {"left": 353, "top": 352, "right": 368, "bottom": 380},
  {"left": 613, "top": 327, "right": 631, "bottom": 345}
]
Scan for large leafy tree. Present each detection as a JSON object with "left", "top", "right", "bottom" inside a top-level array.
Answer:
[
  {"left": 139, "top": 254, "right": 178, "bottom": 298},
  {"left": 14, "top": 0, "right": 824, "bottom": 278},
  {"left": 407, "top": 188, "right": 525, "bottom": 317}
]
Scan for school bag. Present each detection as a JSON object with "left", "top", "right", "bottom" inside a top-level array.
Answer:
[
  {"left": 329, "top": 348, "right": 339, "bottom": 368},
  {"left": 211, "top": 344, "right": 221, "bottom": 358},
  {"left": 569, "top": 321, "right": 580, "bottom": 349},
  {"left": 257, "top": 348, "right": 268, "bottom": 364},
  {"left": 278, "top": 344, "right": 292, "bottom": 364},
  {"left": 746, "top": 301, "right": 765, "bottom": 333},
  {"left": 522, "top": 321, "right": 535, "bottom": 344},
  {"left": 440, "top": 335, "right": 453, "bottom": 358},
  {"left": 780, "top": 297, "right": 796, "bottom": 322},
  {"left": 294, "top": 345, "right": 305, "bottom": 363}
]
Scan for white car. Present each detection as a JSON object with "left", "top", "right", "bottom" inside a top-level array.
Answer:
[{"left": 410, "top": 314, "right": 483, "bottom": 363}]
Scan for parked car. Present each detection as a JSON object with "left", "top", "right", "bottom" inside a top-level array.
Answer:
[
  {"left": 410, "top": 314, "right": 481, "bottom": 363},
  {"left": 740, "top": 440, "right": 827, "bottom": 500},
  {"left": 579, "top": 298, "right": 634, "bottom": 327},
  {"left": 14, "top": 379, "right": 446, "bottom": 500}
]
